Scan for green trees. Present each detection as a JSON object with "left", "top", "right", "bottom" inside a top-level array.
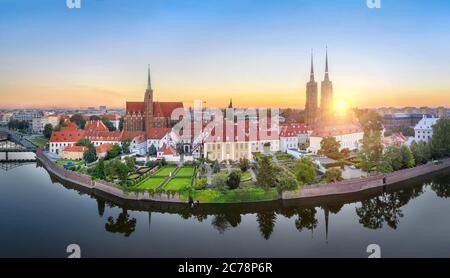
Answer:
[
  {"left": 239, "top": 157, "right": 250, "bottom": 172},
  {"left": 324, "top": 168, "right": 343, "bottom": 183},
  {"left": 120, "top": 139, "right": 131, "bottom": 154},
  {"left": 96, "top": 158, "right": 106, "bottom": 180},
  {"left": 227, "top": 170, "right": 241, "bottom": 190},
  {"left": 101, "top": 117, "right": 116, "bottom": 131},
  {"left": 8, "top": 119, "right": 29, "bottom": 131},
  {"left": 410, "top": 141, "right": 432, "bottom": 165},
  {"left": 124, "top": 156, "right": 136, "bottom": 171},
  {"left": 318, "top": 137, "right": 342, "bottom": 160},
  {"left": 70, "top": 113, "right": 86, "bottom": 129},
  {"left": 83, "top": 147, "right": 97, "bottom": 163},
  {"left": 376, "top": 156, "right": 394, "bottom": 174},
  {"left": 148, "top": 144, "right": 157, "bottom": 156},
  {"left": 76, "top": 138, "right": 92, "bottom": 147},
  {"left": 401, "top": 145, "right": 415, "bottom": 168},
  {"left": 213, "top": 160, "right": 221, "bottom": 174},
  {"left": 256, "top": 155, "right": 277, "bottom": 189},
  {"left": 384, "top": 146, "right": 403, "bottom": 171},
  {"left": 104, "top": 160, "right": 129, "bottom": 183},
  {"left": 358, "top": 130, "right": 383, "bottom": 172},
  {"left": 106, "top": 144, "right": 121, "bottom": 159},
  {"left": 43, "top": 123, "right": 53, "bottom": 139},
  {"left": 294, "top": 157, "right": 316, "bottom": 185},
  {"left": 212, "top": 172, "right": 228, "bottom": 190},
  {"left": 430, "top": 118, "right": 450, "bottom": 157}
]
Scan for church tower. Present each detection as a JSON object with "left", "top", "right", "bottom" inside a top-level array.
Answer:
[
  {"left": 305, "top": 49, "right": 318, "bottom": 128},
  {"left": 144, "top": 64, "right": 154, "bottom": 132},
  {"left": 320, "top": 47, "right": 334, "bottom": 122}
]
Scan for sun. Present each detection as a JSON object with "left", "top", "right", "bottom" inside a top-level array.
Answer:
[{"left": 335, "top": 100, "right": 348, "bottom": 114}]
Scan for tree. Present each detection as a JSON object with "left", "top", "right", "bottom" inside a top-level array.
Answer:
[
  {"left": 70, "top": 113, "right": 86, "bottom": 129},
  {"left": 83, "top": 147, "right": 97, "bottom": 163},
  {"left": 401, "top": 145, "right": 415, "bottom": 168},
  {"left": 43, "top": 123, "right": 53, "bottom": 139},
  {"left": 120, "top": 139, "right": 131, "bottom": 154},
  {"left": 324, "top": 168, "right": 343, "bottom": 183},
  {"left": 239, "top": 157, "right": 250, "bottom": 172},
  {"left": 119, "top": 117, "right": 124, "bottom": 131},
  {"left": 410, "top": 141, "right": 431, "bottom": 165},
  {"left": 273, "top": 164, "right": 299, "bottom": 192},
  {"left": 212, "top": 172, "right": 228, "bottom": 190},
  {"left": 158, "top": 157, "right": 167, "bottom": 167},
  {"left": 213, "top": 160, "right": 221, "bottom": 174},
  {"left": 356, "top": 109, "right": 384, "bottom": 135},
  {"left": 148, "top": 144, "right": 157, "bottom": 156},
  {"left": 101, "top": 117, "right": 116, "bottom": 131},
  {"left": 340, "top": 148, "right": 351, "bottom": 160},
  {"left": 96, "top": 158, "right": 106, "bottom": 180},
  {"left": 124, "top": 156, "right": 136, "bottom": 171},
  {"left": 358, "top": 130, "right": 383, "bottom": 172},
  {"left": 318, "top": 137, "right": 342, "bottom": 160},
  {"left": 384, "top": 146, "right": 403, "bottom": 171},
  {"left": 256, "top": 155, "right": 277, "bottom": 188},
  {"left": 376, "top": 156, "right": 394, "bottom": 173},
  {"left": 76, "top": 138, "right": 93, "bottom": 148},
  {"left": 429, "top": 118, "right": 450, "bottom": 157},
  {"left": 294, "top": 157, "right": 316, "bottom": 185},
  {"left": 227, "top": 170, "right": 241, "bottom": 189},
  {"left": 89, "top": 115, "right": 101, "bottom": 121},
  {"left": 106, "top": 144, "right": 121, "bottom": 159}
]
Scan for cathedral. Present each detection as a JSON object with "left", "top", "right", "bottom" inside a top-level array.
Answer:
[
  {"left": 304, "top": 48, "right": 334, "bottom": 128},
  {"left": 124, "top": 66, "right": 184, "bottom": 132}
]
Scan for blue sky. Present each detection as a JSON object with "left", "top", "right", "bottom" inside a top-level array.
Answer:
[{"left": 1, "top": 0, "right": 449, "bottom": 108}]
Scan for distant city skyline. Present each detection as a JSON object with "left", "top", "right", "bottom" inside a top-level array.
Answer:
[{"left": 1, "top": 0, "right": 450, "bottom": 109}]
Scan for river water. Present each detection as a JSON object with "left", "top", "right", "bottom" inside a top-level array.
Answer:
[{"left": 0, "top": 161, "right": 449, "bottom": 258}]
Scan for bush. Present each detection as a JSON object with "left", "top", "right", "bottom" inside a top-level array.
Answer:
[
  {"left": 239, "top": 157, "right": 250, "bottom": 172},
  {"left": 194, "top": 178, "right": 208, "bottom": 190},
  {"left": 324, "top": 168, "right": 343, "bottom": 183},
  {"left": 213, "top": 160, "right": 221, "bottom": 173},
  {"left": 212, "top": 172, "right": 228, "bottom": 190},
  {"left": 227, "top": 170, "right": 241, "bottom": 190}
]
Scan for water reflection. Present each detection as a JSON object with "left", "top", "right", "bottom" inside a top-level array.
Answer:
[{"left": 42, "top": 162, "right": 450, "bottom": 240}]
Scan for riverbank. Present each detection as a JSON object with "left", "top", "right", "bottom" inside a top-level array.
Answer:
[{"left": 36, "top": 148, "right": 450, "bottom": 204}]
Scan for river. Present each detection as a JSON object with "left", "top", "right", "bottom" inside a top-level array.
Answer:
[{"left": 0, "top": 161, "right": 449, "bottom": 257}]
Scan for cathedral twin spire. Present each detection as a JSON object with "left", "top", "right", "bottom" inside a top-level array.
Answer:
[
  {"left": 147, "top": 64, "right": 152, "bottom": 91},
  {"left": 309, "top": 47, "right": 330, "bottom": 82}
]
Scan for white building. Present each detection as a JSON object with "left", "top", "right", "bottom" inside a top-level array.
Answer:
[
  {"left": 146, "top": 128, "right": 176, "bottom": 154},
  {"left": 32, "top": 115, "right": 59, "bottom": 134},
  {"left": 308, "top": 123, "right": 364, "bottom": 155},
  {"left": 279, "top": 123, "right": 309, "bottom": 152},
  {"left": 414, "top": 116, "right": 439, "bottom": 143}
]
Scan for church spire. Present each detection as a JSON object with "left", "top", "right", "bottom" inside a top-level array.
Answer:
[
  {"left": 324, "top": 46, "right": 330, "bottom": 81},
  {"left": 147, "top": 64, "right": 152, "bottom": 90},
  {"left": 310, "top": 49, "right": 315, "bottom": 82},
  {"left": 228, "top": 98, "right": 233, "bottom": 109}
]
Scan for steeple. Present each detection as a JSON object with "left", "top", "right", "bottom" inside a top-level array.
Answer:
[
  {"left": 310, "top": 49, "right": 315, "bottom": 82},
  {"left": 324, "top": 46, "right": 330, "bottom": 82},
  {"left": 228, "top": 98, "right": 233, "bottom": 109},
  {"left": 147, "top": 64, "right": 152, "bottom": 90}
]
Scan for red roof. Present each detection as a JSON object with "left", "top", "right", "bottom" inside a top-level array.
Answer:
[
  {"left": 126, "top": 102, "right": 145, "bottom": 113},
  {"left": 84, "top": 120, "right": 108, "bottom": 132},
  {"left": 85, "top": 131, "right": 123, "bottom": 141},
  {"left": 147, "top": 128, "right": 171, "bottom": 139},
  {"left": 60, "top": 120, "right": 79, "bottom": 132},
  {"left": 311, "top": 122, "right": 363, "bottom": 137},
  {"left": 125, "top": 101, "right": 183, "bottom": 117},
  {"left": 158, "top": 144, "right": 176, "bottom": 155},
  {"left": 279, "top": 123, "right": 308, "bottom": 137},
  {"left": 153, "top": 102, "right": 184, "bottom": 118},
  {"left": 50, "top": 131, "right": 86, "bottom": 143},
  {"left": 121, "top": 131, "right": 146, "bottom": 140},
  {"left": 62, "top": 145, "right": 88, "bottom": 153},
  {"left": 96, "top": 143, "right": 114, "bottom": 154}
]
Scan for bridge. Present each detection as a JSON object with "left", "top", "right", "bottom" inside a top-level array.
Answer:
[{"left": 0, "top": 130, "right": 37, "bottom": 162}]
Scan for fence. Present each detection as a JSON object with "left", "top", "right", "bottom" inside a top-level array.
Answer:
[
  {"left": 36, "top": 148, "right": 183, "bottom": 203},
  {"left": 283, "top": 158, "right": 450, "bottom": 200}
]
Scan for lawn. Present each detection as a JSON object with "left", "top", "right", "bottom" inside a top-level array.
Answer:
[
  {"left": 56, "top": 159, "right": 84, "bottom": 168},
  {"left": 135, "top": 165, "right": 177, "bottom": 190},
  {"left": 184, "top": 186, "right": 279, "bottom": 203},
  {"left": 163, "top": 167, "right": 194, "bottom": 191},
  {"left": 31, "top": 137, "right": 48, "bottom": 147},
  {"left": 240, "top": 170, "right": 252, "bottom": 181}
]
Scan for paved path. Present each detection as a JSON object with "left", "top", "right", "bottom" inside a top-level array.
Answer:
[
  {"left": 271, "top": 153, "right": 279, "bottom": 163},
  {"left": 249, "top": 168, "right": 257, "bottom": 182}
]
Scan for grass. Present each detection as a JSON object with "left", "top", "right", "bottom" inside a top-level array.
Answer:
[
  {"left": 135, "top": 165, "right": 177, "bottom": 190},
  {"left": 56, "top": 159, "right": 84, "bottom": 168},
  {"left": 163, "top": 167, "right": 194, "bottom": 191},
  {"left": 240, "top": 170, "right": 252, "bottom": 181},
  {"left": 183, "top": 185, "right": 279, "bottom": 203},
  {"left": 275, "top": 152, "right": 295, "bottom": 161},
  {"left": 30, "top": 137, "right": 48, "bottom": 147}
]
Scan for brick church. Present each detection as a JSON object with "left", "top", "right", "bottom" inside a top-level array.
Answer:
[{"left": 124, "top": 66, "right": 184, "bottom": 132}]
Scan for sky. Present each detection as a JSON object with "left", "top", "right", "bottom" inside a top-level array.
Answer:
[{"left": 0, "top": 0, "right": 449, "bottom": 109}]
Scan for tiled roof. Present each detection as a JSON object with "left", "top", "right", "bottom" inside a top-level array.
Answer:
[
  {"left": 126, "top": 102, "right": 145, "bottom": 113},
  {"left": 121, "top": 131, "right": 146, "bottom": 140},
  {"left": 147, "top": 127, "right": 171, "bottom": 139},
  {"left": 85, "top": 131, "right": 123, "bottom": 141},
  {"left": 84, "top": 120, "right": 108, "bottom": 132},
  {"left": 158, "top": 144, "right": 176, "bottom": 155},
  {"left": 61, "top": 145, "right": 88, "bottom": 153},
  {"left": 153, "top": 102, "right": 184, "bottom": 118},
  {"left": 96, "top": 143, "right": 114, "bottom": 154},
  {"left": 279, "top": 123, "right": 308, "bottom": 137},
  {"left": 311, "top": 122, "right": 363, "bottom": 137},
  {"left": 50, "top": 131, "right": 86, "bottom": 143}
]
